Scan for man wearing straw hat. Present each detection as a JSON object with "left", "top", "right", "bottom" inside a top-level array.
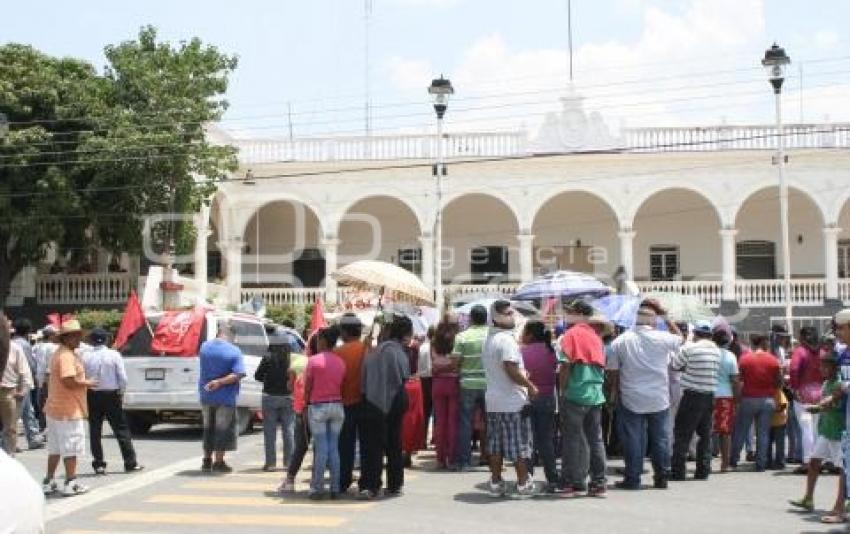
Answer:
[{"left": 42, "top": 319, "right": 97, "bottom": 497}]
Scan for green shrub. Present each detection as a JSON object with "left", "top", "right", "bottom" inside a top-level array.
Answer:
[
  {"left": 76, "top": 309, "right": 124, "bottom": 332},
  {"left": 266, "top": 304, "right": 314, "bottom": 332}
]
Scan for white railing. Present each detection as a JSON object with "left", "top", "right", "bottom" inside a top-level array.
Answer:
[
  {"left": 35, "top": 273, "right": 136, "bottom": 305},
  {"left": 241, "top": 287, "right": 334, "bottom": 307},
  {"left": 444, "top": 283, "right": 520, "bottom": 302},
  {"left": 234, "top": 131, "right": 528, "bottom": 164},
  {"left": 634, "top": 280, "right": 723, "bottom": 307},
  {"left": 623, "top": 123, "right": 850, "bottom": 153},
  {"left": 736, "top": 278, "right": 826, "bottom": 307},
  {"left": 839, "top": 279, "right": 850, "bottom": 305}
]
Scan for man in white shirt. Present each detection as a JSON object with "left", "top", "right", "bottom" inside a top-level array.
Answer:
[
  {"left": 0, "top": 312, "right": 44, "bottom": 532},
  {"left": 481, "top": 300, "right": 538, "bottom": 497},
  {"left": 1, "top": 334, "right": 34, "bottom": 456},
  {"left": 608, "top": 300, "right": 683, "bottom": 490},
  {"left": 81, "top": 328, "right": 142, "bottom": 475}
]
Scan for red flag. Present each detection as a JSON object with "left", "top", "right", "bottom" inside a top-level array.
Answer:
[
  {"left": 309, "top": 297, "right": 327, "bottom": 336},
  {"left": 150, "top": 306, "right": 206, "bottom": 356},
  {"left": 113, "top": 290, "right": 147, "bottom": 350}
]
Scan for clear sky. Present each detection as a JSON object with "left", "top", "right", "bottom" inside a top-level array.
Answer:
[{"left": 4, "top": 0, "right": 850, "bottom": 138}]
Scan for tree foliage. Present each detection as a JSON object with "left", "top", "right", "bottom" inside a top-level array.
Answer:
[{"left": 0, "top": 26, "right": 238, "bottom": 305}]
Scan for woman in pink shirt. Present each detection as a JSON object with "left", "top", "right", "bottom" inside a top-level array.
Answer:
[
  {"left": 304, "top": 327, "right": 346, "bottom": 499},
  {"left": 430, "top": 315, "right": 460, "bottom": 469},
  {"left": 789, "top": 327, "right": 823, "bottom": 474},
  {"left": 520, "top": 320, "right": 559, "bottom": 489}
]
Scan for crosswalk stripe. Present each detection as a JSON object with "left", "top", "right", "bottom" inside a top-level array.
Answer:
[
  {"left": 147, "top": 494, "right": 375, "bottom": 509},
  {"left": 182, "top": 480, "right": 275, "bottom": 491},
  {"left": 100, "top": 511, "right": 346, "bottom": 527}
]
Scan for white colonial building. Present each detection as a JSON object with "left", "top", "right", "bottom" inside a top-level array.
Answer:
[{"left": 12, "top": 95, "right": 850, "bottom": 330}]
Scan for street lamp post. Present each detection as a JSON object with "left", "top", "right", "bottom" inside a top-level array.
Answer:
[
  {"left": 428, "top": 75, "right": 453, "bottom": 312},
  {"left": 762, "top": 43, "right": 793, "bottom": 334}
]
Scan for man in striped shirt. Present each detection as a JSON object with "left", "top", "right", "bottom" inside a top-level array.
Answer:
[{"left": 670, "top": 320, "right": 721, "bottom": 481}]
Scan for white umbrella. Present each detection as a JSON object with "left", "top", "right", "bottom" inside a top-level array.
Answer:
[{"left": 331, "top": 260, "right": 434, "bottom": 306}]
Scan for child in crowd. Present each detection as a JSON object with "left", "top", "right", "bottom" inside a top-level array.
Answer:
[
  {"left": 789, "top": 352, "right": 846, "bottom": 524},
  {"left": 768, "top": 388, "right": 787, "bottom": 470}
]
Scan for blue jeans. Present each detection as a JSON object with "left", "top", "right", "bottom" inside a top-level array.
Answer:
[
  {"left": 786, "top": 397, "right": 803, "bottom": 461},
  {"left": 261, "top": 394, "right": 295, "bottom": 469},
  {"left": 617, "top": 403, "right": 671, "bottom": 487},
  {"left": 456, "top": 388, "right": 485, "bottom": 468},
  {"left": 19, "top": 391, "right": 41, "bottom": 446},
  {"left": 308, "top": 402, "right": 345, "bottom": 493},
  {"left": 730, "top": 396, "right": 776, "bottom": 470},
  {"left": 530, "top": 394, "right": 558, "bottom": 484}
]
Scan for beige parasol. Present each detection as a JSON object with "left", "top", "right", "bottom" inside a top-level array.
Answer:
[{"left": 330, "top": 260, "right": 434, "bottom": 306}]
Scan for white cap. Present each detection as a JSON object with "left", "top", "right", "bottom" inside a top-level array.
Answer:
[{"left": 835, "top": 309, "right": 850, "bottom": 326}]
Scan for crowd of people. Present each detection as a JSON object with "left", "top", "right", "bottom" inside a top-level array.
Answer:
[
  {"left": 5, "top": 298, "right": 850, "bottom": 524},
  {"left": 0, "top": 317, "right": 143, "bottom": 498},
  {"left": 239, "top": 297, "right": 850, "bottom": 522}
]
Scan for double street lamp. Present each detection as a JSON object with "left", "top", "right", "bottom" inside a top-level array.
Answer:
[
  {"left": 428, "top": 75, "right": 454, "bottom": 312},
  {"left": 762, "top": 43, "right": 792, "bottom": 333}
]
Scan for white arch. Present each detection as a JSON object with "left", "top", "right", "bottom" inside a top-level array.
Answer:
[
  {"left": 334, "top": 193, "right": 426, "bottom": 237},
  {"left": 627, "top": 185, "right": 726, "bottom": 229},
  {"left": 530, "top": 186, "right": 624, "bottom": 231},
  {"left": 731, "top": 184, "right": 827, "bottom": 226},
  {"left": 232, "top": 194, "right": 326, "bottom": 240},
  {"left": 435, "top": 191, "right": 522, "bottom": 233},
  {"left": 826, "top": 191, "right": 850, "bottom": 226}
]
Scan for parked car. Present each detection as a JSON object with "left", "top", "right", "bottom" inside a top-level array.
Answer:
[{"left": 121, "top": 310, "right": 304, "bottom": 435}]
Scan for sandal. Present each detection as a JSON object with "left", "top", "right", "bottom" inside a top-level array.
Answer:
[
  {"left": 820, "top": 513, "right": 846, "bottom": 524},
  {"left": 789, "top": 497, "right": 814, "bottom": 512}
]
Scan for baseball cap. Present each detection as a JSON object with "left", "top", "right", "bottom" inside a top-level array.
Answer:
[
  {"left": 834, "top": 309, "right": 850, "bottom": 326},
  {"left": 693, "top": 320, "right": 713, "bottom": 335}
]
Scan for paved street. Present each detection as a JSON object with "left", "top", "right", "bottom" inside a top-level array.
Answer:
[{"left": 7, "top": 424, "right": 847, "bottom": 533}]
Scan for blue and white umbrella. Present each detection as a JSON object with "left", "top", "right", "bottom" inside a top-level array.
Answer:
[
  {"left": 513, "top": 270, "right": 611, "bottom": 301},
  {"left": 591, "top": 294, "right": 642, "bottom": 329}
]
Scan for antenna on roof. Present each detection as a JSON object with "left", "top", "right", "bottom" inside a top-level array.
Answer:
[
  {"left": 567, "top": 0, "right": 574, "bottom": 83},
  {"left": 364, "top": 0, "right": 373, "bottom": 138}
]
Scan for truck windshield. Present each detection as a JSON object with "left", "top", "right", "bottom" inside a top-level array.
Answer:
[{"left": 231, "top": 320, "right": 268, "bottom": 357}]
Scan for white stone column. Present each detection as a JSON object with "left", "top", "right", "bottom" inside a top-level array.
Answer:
[
  {"left": 221, "top": 237, "right": 244, "bottom": 306},
  {"left": 618, "top": 229, "right": 636, "bottom": 281},
  {"left": 720, "top": 228, "right": 738, "bottom": 301},
  {"left": 517, "top": 232, "right": 535, "bottom": 284},
  {"left": 824, "top": 226, "right": 841, "bottom": 300},
  {"left": 419, "top": 234, "right": 435, "bottom": 292},
  {"left": 322, "top": 237, "right": 341, "bottom": 304},
  {"left": 194, "top": 208, "right": 212, "bottom": 302}
]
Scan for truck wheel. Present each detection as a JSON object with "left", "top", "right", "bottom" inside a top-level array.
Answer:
[
  {"left": 237, "top": 408, "right": 254, "bottom": 435},
  {"left": 127, "top": 413, "right": 154, "bottom": 435}
]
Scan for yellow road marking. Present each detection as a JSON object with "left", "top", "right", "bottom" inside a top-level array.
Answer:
[
  {"left": 182, "top": 480, "right": 275, "bottom": 491},
  {"left": 147, "top": 494, "right": 375, "bottom": 509},
  {"left": 100, "top": 511, "right": 345, "bottom": 527}
]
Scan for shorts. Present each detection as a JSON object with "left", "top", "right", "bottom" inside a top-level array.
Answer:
[
  {"left": 486, "top": 411, "right": 533, "bottom": 462},
  {"left": 202, "top": 404, "right": 238, "bottom": 454},
  {"left": 812, "top": 436, "right": 843, "bottom": 466},
  {"left": 46, "top": 417, "right": 86, "bottom": 458},
  {"left": 713, "top": 398, "right": 735, "bottom": 435}
]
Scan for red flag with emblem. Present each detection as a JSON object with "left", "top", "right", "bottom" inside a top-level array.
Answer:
[
  {"left": 113, "top": 290, "right": 147, "bottom": 350},
  {"left": 150, "top": 306, "right": 207, "bottom": 356}
]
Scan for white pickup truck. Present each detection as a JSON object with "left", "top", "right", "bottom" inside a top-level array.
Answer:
[{"left": 121, "top": 311, "right": 304, "bottom": 435}]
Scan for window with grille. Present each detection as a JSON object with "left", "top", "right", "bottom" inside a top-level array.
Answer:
[
  {"left": 736, "top": 240, "right": 776, "bottom": 279},
  {"left": 470, "top": 246, "right": 509, "bottom": 283},
  {"left": 649, "top": 245, "right": 679, "bottom": 281},
  {"left": 397, "top": 248, "right": 422, "bottom": 276},
  {"left": 839, "top": 240, "right": 850, "bottom": 278}
]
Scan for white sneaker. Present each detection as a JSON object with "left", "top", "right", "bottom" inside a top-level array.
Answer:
[
  {"left": 488, "top": 478, "right": 506, "bottom": 497},
  {"left": 277, "top": 479, "right": 295, "bottom": 493},
  {"left": 42, "top": 479, "right": 58, "bottom": 495},
  {"left": 62, "top": 479, "right": 89, "bottom": 497},
  {"left": 516, "top": 476, "right": 536, "bottom": 496}
]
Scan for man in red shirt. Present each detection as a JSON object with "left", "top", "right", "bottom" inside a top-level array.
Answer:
[
  {"left": 334, "top": 314, "right": 367, "bottom": 494},
  {"left": 730, "top": 334, "right": 782, "bottom": 471}
]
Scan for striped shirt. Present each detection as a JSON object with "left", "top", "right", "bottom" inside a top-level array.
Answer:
[
  {"left": 671, "top": 339, "right": 721, "bottom": 394},
  {"left": 452, "top": 326, "right": 488, "bottom": 390}
]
